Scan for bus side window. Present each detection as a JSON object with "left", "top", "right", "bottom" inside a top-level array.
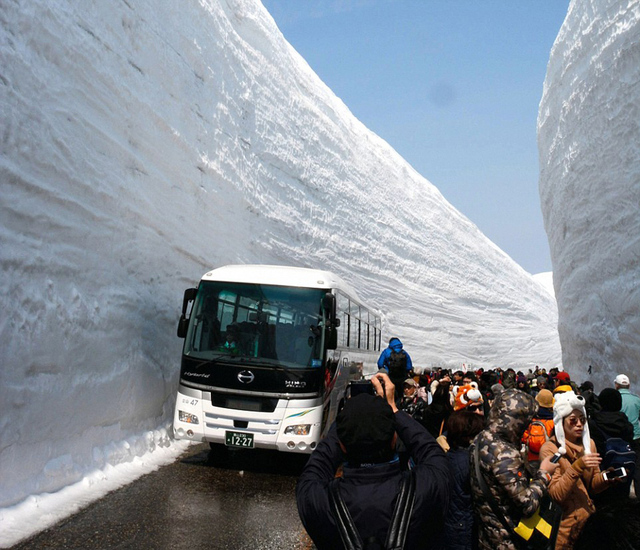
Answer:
[
  {"left": 349, "top": 301, "right": 359, "bottom": 347},
  {"left": 336, "top": 292, "right": 349, "bottom": 348}
]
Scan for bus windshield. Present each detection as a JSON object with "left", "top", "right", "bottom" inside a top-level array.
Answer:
[{"left": 183, "top": 281, "right": 327, "bottom": 369}]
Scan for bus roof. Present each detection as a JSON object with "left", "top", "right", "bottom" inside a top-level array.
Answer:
[{"left": 200, "top": 264, "right": 364, "bottom": 304}]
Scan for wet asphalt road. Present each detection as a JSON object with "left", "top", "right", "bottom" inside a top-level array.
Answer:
[{"left": 12, "top": 444, "right": 315, "bottom": 550}]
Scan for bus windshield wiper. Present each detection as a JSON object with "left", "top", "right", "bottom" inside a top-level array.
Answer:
[{"left": 193, "top": 354, "right": 242, "bottom": 369}]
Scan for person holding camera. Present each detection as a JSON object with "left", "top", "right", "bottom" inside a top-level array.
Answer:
[{"left": 296, "top": 372, "right": 450, "bottom": 549}]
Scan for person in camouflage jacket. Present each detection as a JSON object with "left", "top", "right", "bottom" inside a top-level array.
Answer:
[{"left": 469, "top": 389, "right": 559, "bottom": 550}]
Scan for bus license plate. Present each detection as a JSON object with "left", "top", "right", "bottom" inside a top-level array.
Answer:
[{"left": 225, "top": 431, "right": 254, "bottom": 448}]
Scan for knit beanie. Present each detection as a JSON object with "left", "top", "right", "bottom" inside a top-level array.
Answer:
[
  {"left": 337, "top": 394, "right": 396, "bottom": 463},
  {"left": 553, "top": 391, "right": 591, "bottom": 455}
]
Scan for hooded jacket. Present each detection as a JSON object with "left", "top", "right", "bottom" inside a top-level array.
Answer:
[
  {"left": 469, "top": 390, "right": 551, "bottom": 550},
  {"left": 377, "top": 337, "right": 413, "bottom": 374}
]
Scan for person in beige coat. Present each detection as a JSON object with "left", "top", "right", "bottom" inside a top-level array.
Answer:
[{"left": 540, "top": 391, "right": 612, "bottom": 549}]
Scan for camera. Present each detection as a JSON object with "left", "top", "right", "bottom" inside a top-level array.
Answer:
[
  {"left": 349, "top": 379, "right": 376, "bottom": 397},
  {"left": 349, "top": 379, "right": 374, "bottom": 397}
]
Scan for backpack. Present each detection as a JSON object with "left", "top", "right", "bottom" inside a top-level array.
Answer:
[
  {"left": 593, "top": 423, "right": 637, "bottom": 474},
  {"left": 329, "top": 470, "right": 416, "bottom": 550},
  {"left": 522, "top": 420, "right": 553, "bottom": 460},
  {"left": 388, "top": 350, "right": 407, "bottom": 379},
  {"left": 602, "top": 437, "right": 636, "bottom": 473}
]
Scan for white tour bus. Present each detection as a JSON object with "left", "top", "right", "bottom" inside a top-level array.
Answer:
[{"left": 173, "top": 265, "right": 382, "bottom": 454}]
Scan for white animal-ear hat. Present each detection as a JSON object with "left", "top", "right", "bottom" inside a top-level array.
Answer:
[{"left": 553, "top": 391, "right": 591, "bottom": 455}]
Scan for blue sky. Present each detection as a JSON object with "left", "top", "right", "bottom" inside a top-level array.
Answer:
[{"left": 261, "top": 0, "right": 571, "bottom": 274}]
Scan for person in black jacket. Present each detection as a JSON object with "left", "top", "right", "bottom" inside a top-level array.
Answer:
[
  {"left": 296, "top": 372, "right": 451, "bottom": 550},
  {"left": 422, "top": 380, "right": 453, "bottom": 438},
  {"left": 588, "top": 387, "right": 634, "bottom": 504},
  {"left": 443, "top": 411, "right": 485, "bottom": 550}
]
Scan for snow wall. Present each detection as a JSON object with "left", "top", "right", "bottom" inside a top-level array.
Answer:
[
  {"left": 538, "top": 0, "right": 640, "bottom": 390},
  {"left": 1, "top": 0, "right": 560, "bottom": 508}
]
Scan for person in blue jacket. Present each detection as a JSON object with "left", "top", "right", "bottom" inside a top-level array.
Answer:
[{"left": 378, "top": 337, "right": 413, "bottom": 401}]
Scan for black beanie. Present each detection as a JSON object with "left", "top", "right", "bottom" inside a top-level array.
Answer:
[
  {"left": 336, "top": 394, "right": 395, "bottom": 464},
  {"left": 598, "top": 387, "right": 622, "bottom": 412}
]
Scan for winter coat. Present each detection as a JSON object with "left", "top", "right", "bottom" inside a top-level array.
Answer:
[
  {"left": 422, "top": 401, "right": 452, "bottom": 439},
  {"left": 581, "top": 389, "right": 601, "bottom": 417},
  {"left": 587, "top": 410, "right": 635, "bottom": 504},
  {"left": 444, "top": 447, "right": 477, "bottom": 550},
  {"left": 401, "top": 393, "right": 427, "bottom": 422},
  {"left": 588, "top": 410, "right": 634, "bottom": 456},
  {"left": 469, "top": 390, "right": 551, "bottom": 550},
  {"left": 539, "top": 437, "right": 608, "bottom": 550},
  {"left": 296, "top": 411, "right": 451, "bottom": 550},
  {"left": 619, "top": 388, "right": 640, "bottom": 440}
]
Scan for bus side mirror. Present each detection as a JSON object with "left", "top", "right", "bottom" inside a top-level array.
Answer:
[
  {"left": 325, "top": 326, "right": 338, "bottom": 350},
  {"left": 322, "top": 292, "right": 337, "bottom": 322},
  {"left": 177, "top": 287, "right": 197, "bottom": 338},
  {"left": 322, "top": 293, "right": 339, "bottom": 349}
]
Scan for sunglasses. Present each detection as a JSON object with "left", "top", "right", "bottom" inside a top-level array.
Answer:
[
  {"left": 567, "top": 416, "right": 586, "bottom": 426},
  {"left": 467, "top": 404, "right": 483, "bottom": 412}
]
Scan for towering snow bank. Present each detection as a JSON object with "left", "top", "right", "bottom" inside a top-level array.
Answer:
[
  {"left": 538, "top": 0, "right": 640, "bottom": 389},
  {"left": 533, "top": 272, "right": 555, "bottom": 299},
  {"left": 1, "top": 0, "right": 559, "bottom": 508}
]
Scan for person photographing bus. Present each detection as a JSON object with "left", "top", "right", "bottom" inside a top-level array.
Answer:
[{"left": 296, "top": 372, "right": 450, "bottom": 549}]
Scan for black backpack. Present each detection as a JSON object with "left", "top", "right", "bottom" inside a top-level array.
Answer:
[
  {"left": 388, "top": 350, "right": 408, "bottom": 379},
  {"left": 328, "top": 470, "right": 416, "bottom": 550}
]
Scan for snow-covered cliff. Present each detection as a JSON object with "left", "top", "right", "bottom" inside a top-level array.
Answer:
[
  {"left": 1, "top": 0, "right": 559, "bottom": 512},
  {"left": 538, "top": 0, "right": 640, "bottom": 389}
]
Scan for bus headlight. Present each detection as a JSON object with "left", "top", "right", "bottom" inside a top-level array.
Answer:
[
  {"left": 178, "top": 411, "right": 199, "bottom": 425},
  {"left": 285, "top": 424, "right": 311, "bottom": 436}
]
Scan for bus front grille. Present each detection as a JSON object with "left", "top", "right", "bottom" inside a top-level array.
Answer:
[{"left": 210, "top": 392, "right": 278, "bottom": 413}]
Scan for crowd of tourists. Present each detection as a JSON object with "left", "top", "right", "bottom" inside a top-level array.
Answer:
[{"left": 296, "top": 337, "right": 640, "bottom": 550}]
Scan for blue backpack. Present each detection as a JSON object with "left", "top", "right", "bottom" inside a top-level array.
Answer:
[
  {"left": 593, "top": 422, "right": 636, "bottom": 474},
  {"left": 602, "top": 437, "right": 636, "bottom": 472}
]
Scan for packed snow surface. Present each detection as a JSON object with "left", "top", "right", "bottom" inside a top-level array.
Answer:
[
  {"left": 538, "top": 0, "right": 640, "bottom": 391},
  {"left": 532, "top": 272, "right": 555, "bottom": 299},
  {"left": 2, "top": 0, "right": 560, "bottom": 544}
]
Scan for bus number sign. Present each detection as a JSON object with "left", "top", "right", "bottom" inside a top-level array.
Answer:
[{"left": 225, "top": 431, "right": 255, "bottom": 448}]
